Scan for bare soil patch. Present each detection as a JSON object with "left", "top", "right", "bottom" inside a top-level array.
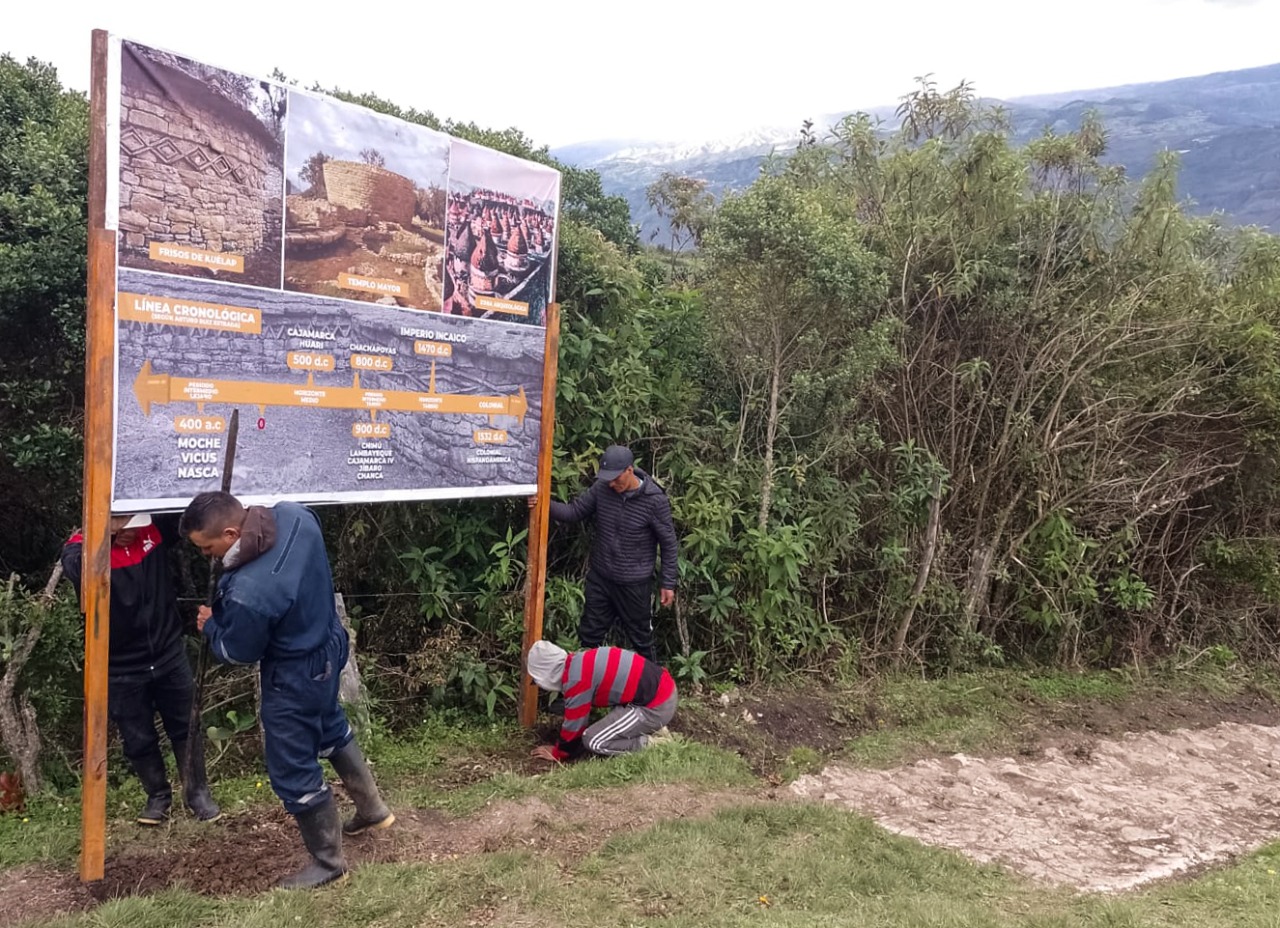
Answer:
[
  {"left": 0, "top": 782, "right": 777, "bottom": 926},
  {"left": 1018, "top": 685, "right": 1280, "bottom": 756},
  {"left": 672, "top": 688, "right": 861, "bottom": 775},
  {"left": 283, "top": 235, "right": 443, "bottom": 311},
  {"left": 10, "top": 683, "right": 1280, "bottom": 922},
  {"left": 0, "top": 865, "right": 96, "bottom": 928},
  {"left": 675, "top": 682, "right": 1280, "bottom": 774},
  {"left": 793, "top": 720, "right": 1280, "bottom": 892}
]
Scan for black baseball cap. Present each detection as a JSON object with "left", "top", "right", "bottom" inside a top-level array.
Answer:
[{"left": 595, "top": 445, "right": 634, "bottom": 481}]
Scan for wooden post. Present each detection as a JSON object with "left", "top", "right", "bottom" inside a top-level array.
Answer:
[
  {"left": 80, "top": 28, "right": 116, "bottom": 883},
  {"left": 519, "top": 303, "right": 560, "bottom": 727}
]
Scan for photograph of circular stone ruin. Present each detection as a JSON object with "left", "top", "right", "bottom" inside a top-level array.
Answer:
[
  {"left": 117, "top": 41, "right": 286, "bottom": 289},
  {"left": 442, "top": 140, "right": 560, "bottom": 326},
  {"left": 283, "top": 92, "right": 449, "bottom": 312}
]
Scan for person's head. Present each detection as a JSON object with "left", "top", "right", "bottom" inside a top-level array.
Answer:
[
  {"left": 596, "top": 445, "right": 638, "bottom": 494},
  {"left": 180, "top": 491, "right": 247, "bottom": 558},
  {"left": 526, "top": 640, "right": 569, "bottom": 692},
  {"left": 109, "top": 513, "right": 151, "bottom": 547}
]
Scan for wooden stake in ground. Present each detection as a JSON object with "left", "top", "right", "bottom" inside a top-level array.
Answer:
[
  {"left": 182, "top": 409, "right": 239, "bottom": 795},
  {"left": 519, "top": 303, "right": 560, "bottom": 727},
  {"left": 80, "top": 28, "right": 117, "bottom": 883}
]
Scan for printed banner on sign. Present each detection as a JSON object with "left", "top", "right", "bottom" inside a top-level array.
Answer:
[{"left": 107, "top": 37, "right": 561, "bottom": 509}]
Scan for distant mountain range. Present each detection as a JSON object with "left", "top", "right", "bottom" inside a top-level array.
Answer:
[{"left": 553, "top": 64, "right": 1280, "bottom": 246}]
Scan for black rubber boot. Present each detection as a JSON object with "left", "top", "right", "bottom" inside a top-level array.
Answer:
[
  {"left": 279, "top": 797, "right": 348, "bottom": 889},
  {"left": 172, "top": 738, "right": 221, "bottom": 822},
  {"left": 132, "top": 751, "right": 172, "bottom": 826},
  {"left": 329, "top": 740, "right": 394, "bottom": 836}
]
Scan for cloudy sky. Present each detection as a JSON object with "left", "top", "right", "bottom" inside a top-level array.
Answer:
[
  {"left": 7, "top": 0, "right": 1280, "bottom": 147},
  {"left": 284, "top": 91, "right": 449, "bottom": 189}
]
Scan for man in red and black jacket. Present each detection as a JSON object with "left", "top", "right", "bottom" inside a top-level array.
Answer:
[
  {"left": 62, "top": 513, "right": 219, "bottom": 825},
  {"left": 526, "top": 640, "right": 677, "bottom": 761}
]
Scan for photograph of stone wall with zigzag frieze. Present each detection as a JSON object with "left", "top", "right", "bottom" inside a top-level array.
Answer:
[{"left": 117, "top": 41, "right": 285, "bottom": 288}]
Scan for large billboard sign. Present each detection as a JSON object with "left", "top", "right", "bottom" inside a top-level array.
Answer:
[{"left": 105, "top": 37, "right": 561, "bottom": 508}]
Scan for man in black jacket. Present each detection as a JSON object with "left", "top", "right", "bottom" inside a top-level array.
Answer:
[
  {"left": 540, "top": 445, "right": 679, "bottom": 662},
  {"left": 62, "top": 513, "right": 220, "bottom": 825}
]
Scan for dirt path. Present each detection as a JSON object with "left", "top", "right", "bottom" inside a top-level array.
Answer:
[
  {"left": 10, "top": 689, "right": 1280, "bottom": 923},
  {"left": 0, "top": 782, "right": 777, "bottom": 927},
  {"left": 792, "top": 720, "right": 1280, "bottom": 892}
]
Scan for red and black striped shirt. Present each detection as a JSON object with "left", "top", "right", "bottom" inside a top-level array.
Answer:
[{"left": 553, "top": 647, "right": 676, "bottom": 760}]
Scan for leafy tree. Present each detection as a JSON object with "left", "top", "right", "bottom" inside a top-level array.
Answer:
[
  {"left": 299, "top": 151, "right": 330, "bottom": 197},
  {"left": 704, "top": 175, "right": 891, "bottom": 530},
  {"left": 0, "top": 56, "right": 88, "bottom": 580},
  {"left": 257, "top": 81, "right": 287, "bottom": 146},
  {"left": 12, "top": 52, "right": 1280, "bottom": 736},
  {"left": 646, "top": 172, "right": 715, "bottom": 268},
  {"left": 560, "top": 165, "right": 637, "bottom": 253},
  {"left": 415, "top": 185, "right": 446, "bottom": 228}
]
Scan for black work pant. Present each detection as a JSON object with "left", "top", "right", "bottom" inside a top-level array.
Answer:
[
  {"left": 579, "top": 571, "right": 657, "bottom": 663},
  {"left": 108, "top": 653, "right": 194, "bottom": 770}
]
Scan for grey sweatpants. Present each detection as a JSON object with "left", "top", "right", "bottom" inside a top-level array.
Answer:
[{"left": 582, "top": 693, "right": 678, "bottom": 756}]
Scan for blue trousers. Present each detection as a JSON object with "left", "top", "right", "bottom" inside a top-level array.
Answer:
[{"left": 260, "top": 626, "right": 354, "bottom": 814}]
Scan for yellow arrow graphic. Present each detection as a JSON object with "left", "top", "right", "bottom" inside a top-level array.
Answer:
[{"left": 132, "top": 360, "right": 528, "bottom": 425}]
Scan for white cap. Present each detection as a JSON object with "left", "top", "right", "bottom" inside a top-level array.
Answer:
[{"left": 120, "top": 513, "right": 152, "bottom": 529}]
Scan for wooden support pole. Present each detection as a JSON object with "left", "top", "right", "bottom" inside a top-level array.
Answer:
[
  {"left": 80, "top": 28, "right": 115, "bottom": 883},
  {"left": 519, "top": 303, "right": 560, "bottom": 727}
]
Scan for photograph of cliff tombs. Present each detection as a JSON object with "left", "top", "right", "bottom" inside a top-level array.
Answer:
[{"left": 443, "top": 140, "right": 560, "bottom": 326}]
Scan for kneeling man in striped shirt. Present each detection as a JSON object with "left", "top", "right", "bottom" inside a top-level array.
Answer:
[{"left": 526, "top": 640, "right": 677, "bottom": 762}]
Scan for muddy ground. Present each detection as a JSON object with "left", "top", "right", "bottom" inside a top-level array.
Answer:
[
  {"left": 0, "top": 781, "right": 777, "bottom": 927},
  {"left": 7, "top": 684, "right": 1280, "bottom": 924}
]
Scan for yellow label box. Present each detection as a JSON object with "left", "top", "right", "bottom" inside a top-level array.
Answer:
[
  {"left": 287, "top": 352, "right": 335, "bottom": 372},
  {"left": 351, "top": 354, "right": 395, "bottom": 371},
  {"left": 352, "top": 421, "right": 392, "bottom": 439},
  {"left": 119, "top": 292, "right": 261, "bottom": 334},
  {"left": 474, "top": 295, "right": 529, "bottom": 316},
  {"left": 149, "top": 242, "right": 244, "bottom": 273},
  {"left": 338, "top": 273, "right": 406, "bottom": 297},
  {"left": 173, "top": 415, "right": 226, "bottom": 434},
  {"left": 414, "top": 341, "right": 454, "bottom": 358}
]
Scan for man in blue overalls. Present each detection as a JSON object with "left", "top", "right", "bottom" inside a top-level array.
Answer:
[{"left": 181, "top": 491, "right": 393, "bottom": 889}]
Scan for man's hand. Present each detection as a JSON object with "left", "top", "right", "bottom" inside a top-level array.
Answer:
[
  {"left": 660, "top": 588, "right": 675, "bottom": 608},
  {"left": 196, "top": 605, "right": 212, "bottom": 633},
  {"left": 530, "top": 744, "right": 561, "bottom": 763},
  {"left": 527, "top": 497, "right": 537, "bottom": 510}
]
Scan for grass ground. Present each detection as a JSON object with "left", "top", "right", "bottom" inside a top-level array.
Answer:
[
  {"left": 19, "top": 797, "right": 1280, "bottom": 928},
  {"left": 5, "top": 662, "right": 1280, "bottom": 927}
]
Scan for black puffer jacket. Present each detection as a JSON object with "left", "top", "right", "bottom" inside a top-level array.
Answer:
[{"left": 549, "top": 468, "right": 679, "bottom": 588}]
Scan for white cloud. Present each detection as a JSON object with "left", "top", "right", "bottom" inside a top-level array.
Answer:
[
  {"left": 284, "top": 91, "right": 448, "bottom": 189},
  {"left": 8, "top": 0, "right": 1280, "bottom": 147}
]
